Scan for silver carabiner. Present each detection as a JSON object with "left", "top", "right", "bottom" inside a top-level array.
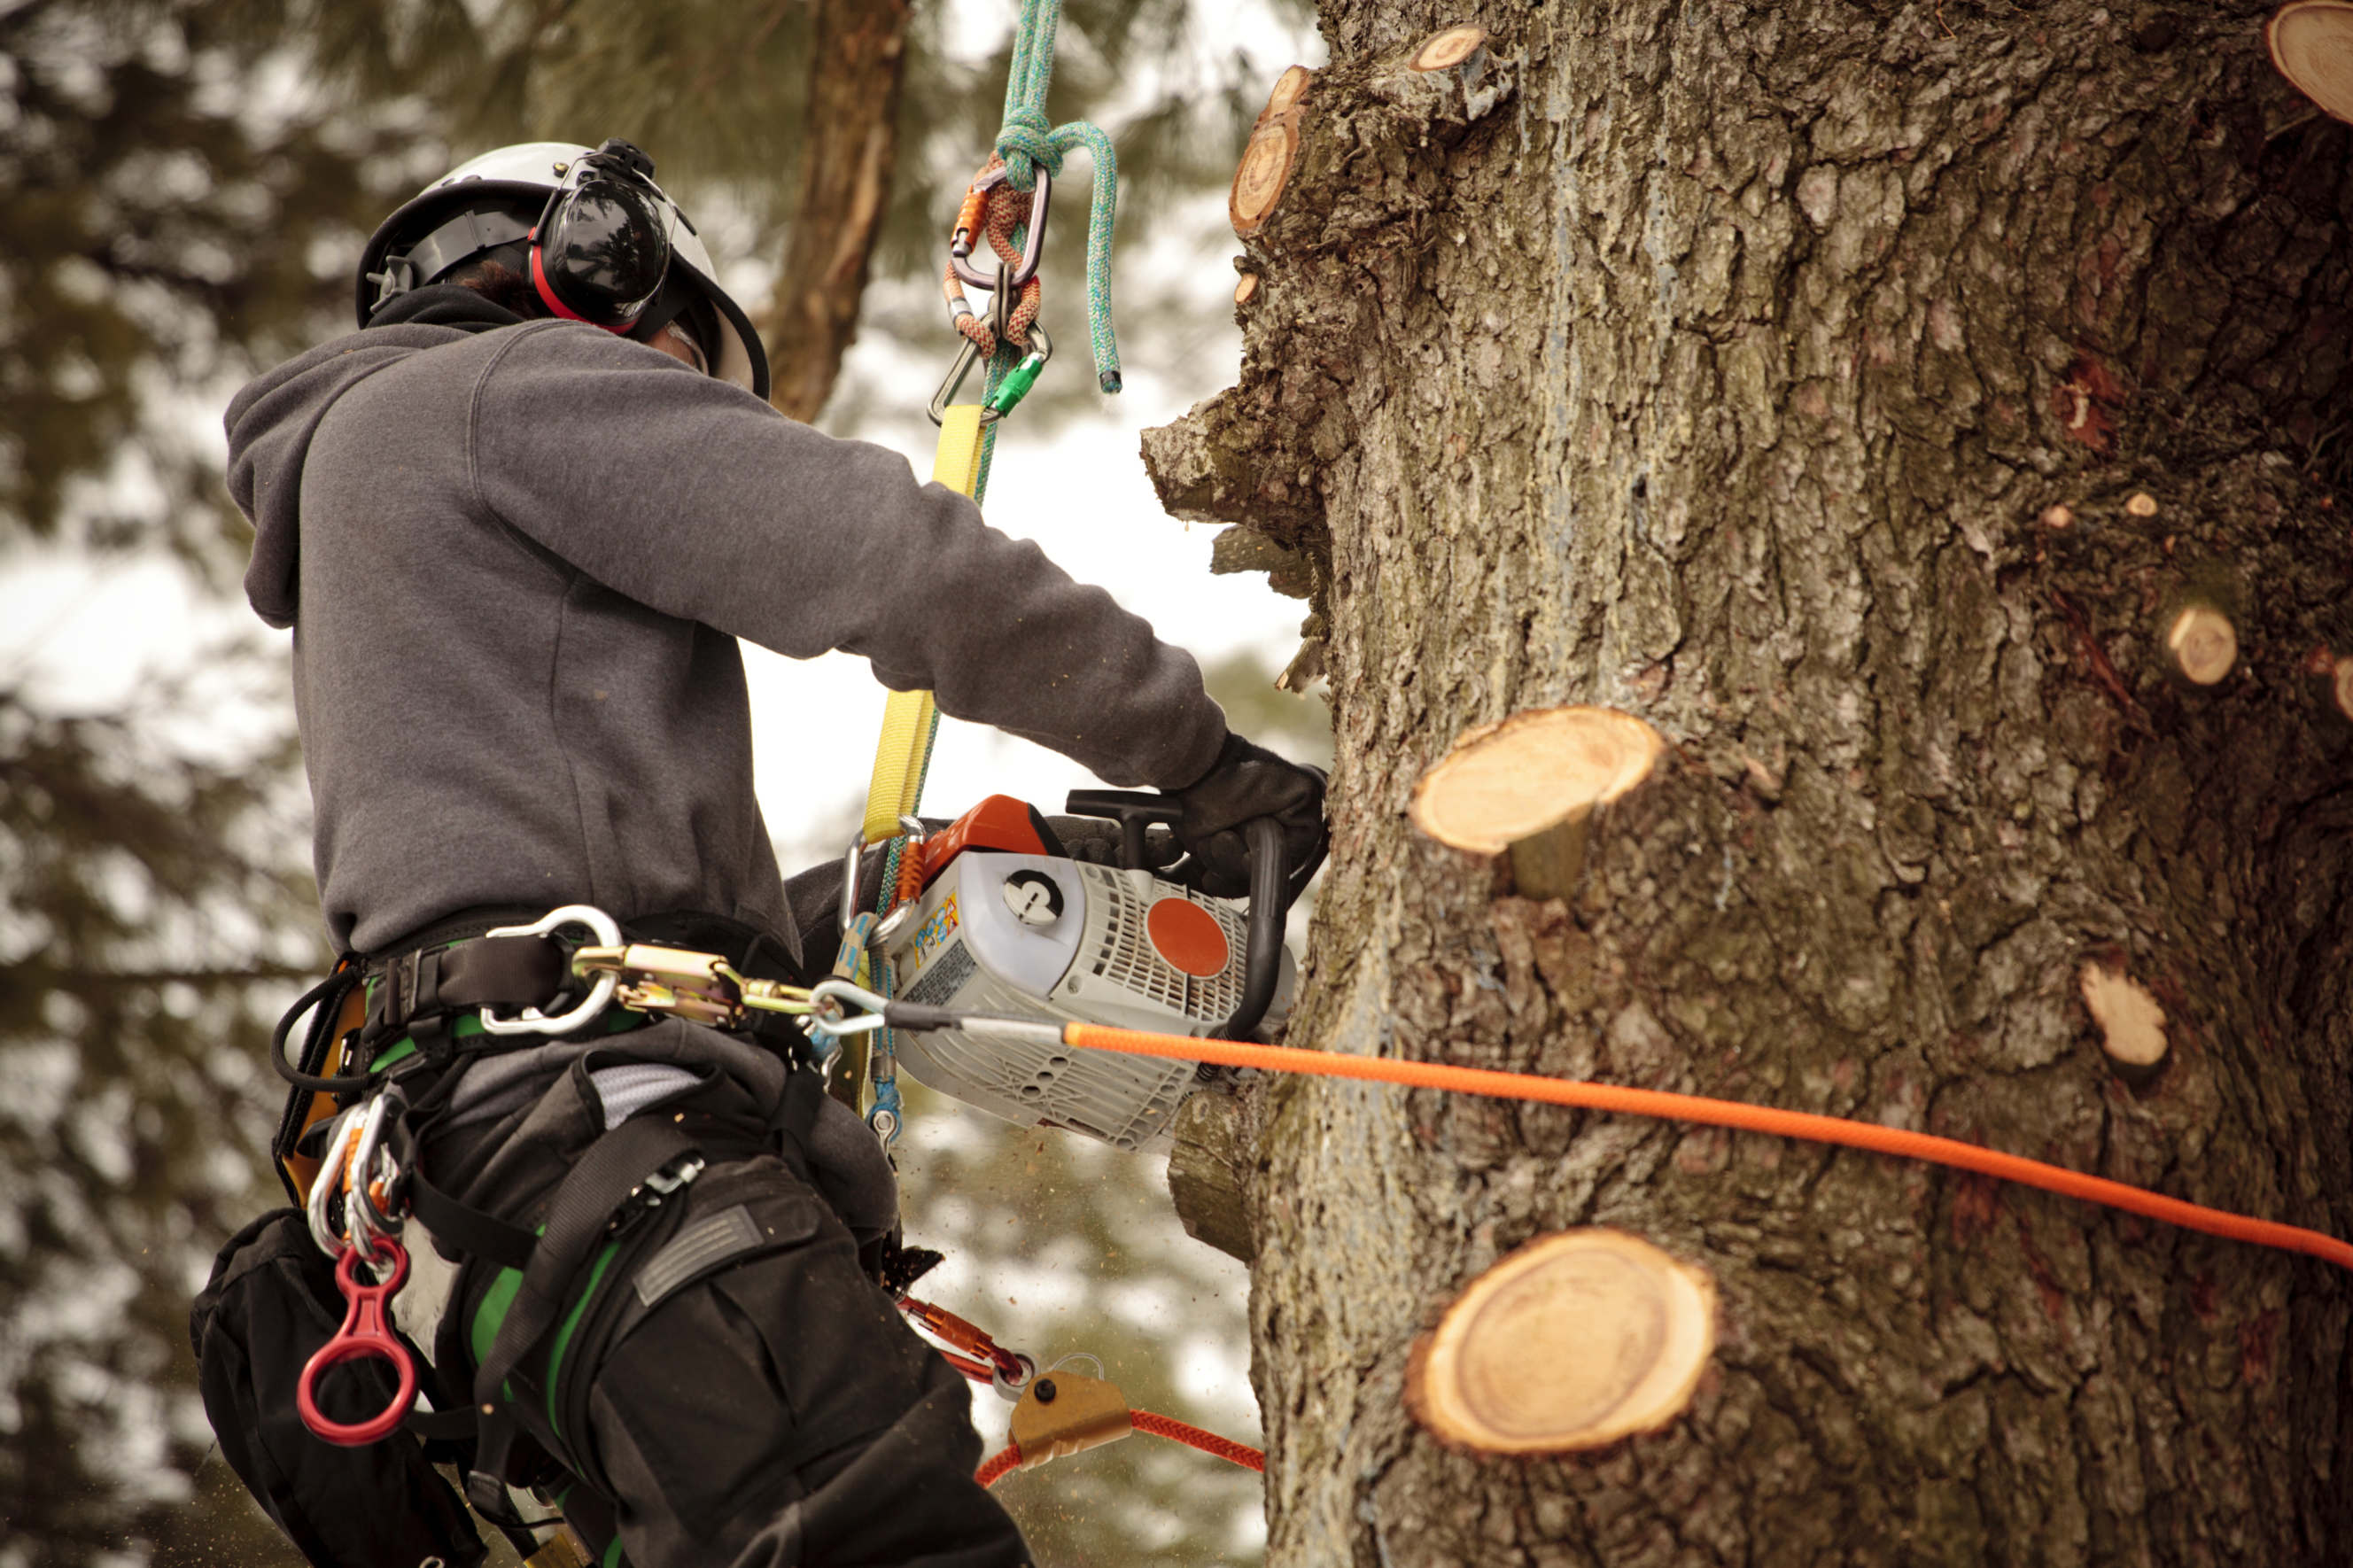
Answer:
[
  {"left": 478, "top": 904, "right": 624, "bottom": 1036},
  {"left": 948, "top": 164, "right": 1052, "bottom": 291},
  {"left": 808, "top": 978, "right": 893, "bottom": 1036},
  {"left": 346, "top": 1090, "right": 408, "bottom": 1248},
  {"left": 307, "top": 1104, "right": 368, "bottom": 1257},
  {"left": 838, "top": 831, "right": 870, "bottom": 934},
  {"left": 928, "top": 335, "right": 1005, "bottom": 428}
]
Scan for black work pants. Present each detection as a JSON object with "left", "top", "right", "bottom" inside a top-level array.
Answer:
[{"left": 501, "top": 1153, "right": 1030, "bottom": 1568}]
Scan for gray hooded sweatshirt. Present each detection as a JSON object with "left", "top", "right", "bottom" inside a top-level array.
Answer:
[{"left": 229, "top": 301, "right": 1226, "bottom": 958}]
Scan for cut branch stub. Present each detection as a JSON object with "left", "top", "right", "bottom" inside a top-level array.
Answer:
[
  {"left": 2270, "top": 1, "right": 2353, "bottom": 123},
  {"left": 1261, "top": 64, "right": 1313, "bottom": 121},
  {"left": 1410, "top": 706, "right": 1665, "bottom": 899},
  {"left": 1411, "top": 25, "right": 1489, "bottom": 72},
  {"left": 2079, "top": 959, "right": 2169, "bottom": 1086},
  {"left": 2165, "top": 605, "right": 2239, "bottom": 687},
  {"left": 1407, "top": 1229, "right": 1716, "bottom": 1455},
  {"left": 1234, "top": 272, "right": 1259, "bottom": 307},
  {"left": 2335, "top": 656, "right": 2353, "bottom": 723},
  {"left": 1231, "top": 112, "right": 1301, "bottom": 238}
]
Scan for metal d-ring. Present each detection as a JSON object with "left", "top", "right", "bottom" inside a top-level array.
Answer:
[{"left": 478, "top": 904, "right": 624, "bottom": 1036}]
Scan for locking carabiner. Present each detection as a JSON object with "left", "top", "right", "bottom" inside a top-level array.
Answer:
[
  {"left": 947, "top": 164, "right": 1052, "bottom": 291},
  {"left": 928, "top": 322, "right": 1053, "bottom": 429}
]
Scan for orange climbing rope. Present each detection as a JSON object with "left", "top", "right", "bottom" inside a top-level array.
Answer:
[
  {"left": 978, "top": 1409, "right": 1266, "bottom": 1487},
  {"left": 1059, "top": 1023, "right": 2353, "bottom": 1274}
]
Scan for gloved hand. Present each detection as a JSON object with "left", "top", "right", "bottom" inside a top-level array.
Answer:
[{"left": 1170, "top": 733, "right": 1327, "bottom": 897}]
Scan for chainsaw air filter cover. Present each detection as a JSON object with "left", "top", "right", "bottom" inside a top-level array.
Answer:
[{"left": 881, "top": 851, "right": 1296, "bottom": 1153}]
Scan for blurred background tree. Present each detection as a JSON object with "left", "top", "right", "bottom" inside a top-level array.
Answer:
[{"left": 0, "top": 1, "right": 1316, "bottom": 1564}]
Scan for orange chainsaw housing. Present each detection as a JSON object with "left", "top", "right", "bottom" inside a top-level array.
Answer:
[{"left": 918, "top": 795, "right": 1060, "bottom": 889}]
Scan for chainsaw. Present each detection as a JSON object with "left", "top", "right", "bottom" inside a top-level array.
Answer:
[{"left": 869, "top": 789, "right": 1320, "bottom": 1153}]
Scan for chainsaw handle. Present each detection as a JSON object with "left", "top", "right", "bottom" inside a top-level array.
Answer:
[
  {"left": 1061, "top": 789, "right": 1181, "bottom": 872},
  {"left": 1218, "top": 818, "right": 1292, "bottom": 1041},
  {"left": 1063, "top": 792, "right": 1318, "bottom": 1039}
]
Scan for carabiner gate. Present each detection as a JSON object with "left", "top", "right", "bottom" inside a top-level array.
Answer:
[{"left": 947, "top": 164, "right": 1052, "bottom": 291}]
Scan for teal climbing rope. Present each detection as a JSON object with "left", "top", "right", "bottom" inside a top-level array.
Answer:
[{"left": 990, "top": 0, "right": 1121, "bottom": 398}]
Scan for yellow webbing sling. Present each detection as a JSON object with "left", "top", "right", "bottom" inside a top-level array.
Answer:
[{"left": 861, "top": 403, "right": 988, "bottom": 842}]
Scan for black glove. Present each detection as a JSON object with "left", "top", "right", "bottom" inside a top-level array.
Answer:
[{"left": 1170, "top": 733, "right": 1326, "bottom": 897}]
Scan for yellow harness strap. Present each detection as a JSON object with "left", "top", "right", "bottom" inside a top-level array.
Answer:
[{"left": 862, "top": 404, "right": 988, "bottom": 843}]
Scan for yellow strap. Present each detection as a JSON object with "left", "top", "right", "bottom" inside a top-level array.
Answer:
[{"left": 862, "top": 404, "right": 988, "bottom": 843}]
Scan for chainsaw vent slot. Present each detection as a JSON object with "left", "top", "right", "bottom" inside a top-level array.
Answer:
[{"left": 1076, "top": 865, "right": 1247, "bottom": 1022}]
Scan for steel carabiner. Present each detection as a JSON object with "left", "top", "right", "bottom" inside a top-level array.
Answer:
[{"left": 947, "top": 164, "right": 1052, "bottom": 291}]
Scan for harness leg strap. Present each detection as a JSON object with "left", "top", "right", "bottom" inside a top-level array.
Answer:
[{"left": 463, "top": 1116, "right": 699, "bottom": 1517}]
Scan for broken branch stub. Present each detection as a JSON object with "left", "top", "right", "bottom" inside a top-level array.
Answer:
[
  {"left": 1407, "top": 1229, "right": 1716, "bottom": 1455},
  {"left": 2079, "top": 959, "right": 2169, "bottom": 1087},
  {"left": 1409, "top": 706, "right": 1665, "bottom": 899}
]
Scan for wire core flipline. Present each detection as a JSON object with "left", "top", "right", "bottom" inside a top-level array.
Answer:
[
  {"left": 805, "top": 978, "right": 2353, "bottom": 1277},
  {"left": 978, "top": 1412, "right": 1265, "bottom": 1489},
  {"left": 1056, "top": 1022, "right": 2353, "bottom": 1273}
]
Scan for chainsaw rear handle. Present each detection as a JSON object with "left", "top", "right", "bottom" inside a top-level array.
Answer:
[{"left": 1062, "top": 791, "right": 1320, "bottom": 1039}]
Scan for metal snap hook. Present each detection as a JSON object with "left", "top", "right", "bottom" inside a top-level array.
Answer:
[{"left": 479, "top": 904, "right": 623, "bottom": 1036}]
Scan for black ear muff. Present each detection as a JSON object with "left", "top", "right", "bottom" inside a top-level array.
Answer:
[{"left": 528, "top": 161, "right": 673, "bottom": 330}]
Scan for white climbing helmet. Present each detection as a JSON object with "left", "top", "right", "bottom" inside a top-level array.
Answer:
[{"left": 355, "top": 140, "right": 770, "bottom": 400}]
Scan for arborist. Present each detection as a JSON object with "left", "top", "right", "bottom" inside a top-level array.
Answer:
[{"left": 191, "top": 138, "right": 1324, "bottom": 1568}]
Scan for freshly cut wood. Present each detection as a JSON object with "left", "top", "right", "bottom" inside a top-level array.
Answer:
[
  {"left": 1231, "top": 113, "right": 1302, "bottom": 238},
  {"left": 1234, "top": 272, "right": 1260, "bottom": 307},
  {"left": 1412, "top": 26, "right": 1489, "bottom": 72},
  {"left": 1262, "top": 65, "right": 1313, "bottom": 121},
  {"left": 2125, "top": 491, "right": 2160, "bottom": 518},
  {"left": 2270, "top": 1, "right": 2353, "bottom": 122},
  {"left": 1410, "top": 705, "right": 1664, "bottom": 898},
  {"left": 1407, "top": 1229, "right": 1716, "bottom": 1454},
  {"left": 2165, "top": 605, "right": 2239, "bottom": 687},
  {"left": 2336, "top": 656, "right": 2353, "bottom": 722},
  {"left": 2080, "top": 960, "right": 2169, "bottom": 1085}
]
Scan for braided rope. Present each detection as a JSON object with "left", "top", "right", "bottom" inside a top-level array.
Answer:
[
  {"left": 975, "top": 1409, "right": 1265, "bottom": 1488},
  {"left": 990, "top": 0, "right": 1121, "bottom": 393}
]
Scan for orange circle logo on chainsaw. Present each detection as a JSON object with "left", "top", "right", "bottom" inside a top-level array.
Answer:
[{"left": 1146, "top": 898, "right": 1231, "bottom": 978}]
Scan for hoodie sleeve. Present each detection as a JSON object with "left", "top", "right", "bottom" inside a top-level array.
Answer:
[{"left": 467, "top": 321, "right": 1227, "bottom": 789}]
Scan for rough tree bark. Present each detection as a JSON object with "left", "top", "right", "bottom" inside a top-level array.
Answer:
[
  {"left": 1146, "top": 3, "right": 2353, "bottom": 1564},
  {"left": 760, "top": 0, "right": 912, "bottom": 424}
]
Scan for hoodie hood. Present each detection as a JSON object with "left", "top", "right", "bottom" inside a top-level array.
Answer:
[{"left": 230, "top": 287, "right": 524, "bottom": 627}]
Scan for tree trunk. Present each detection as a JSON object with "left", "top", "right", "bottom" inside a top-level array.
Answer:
[
  {"left": 761, "top": 0, "right": 912, "bottom": 424},
  {"left": 1146, "top": 4, "right": 2353, "bottom": 1564}
]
